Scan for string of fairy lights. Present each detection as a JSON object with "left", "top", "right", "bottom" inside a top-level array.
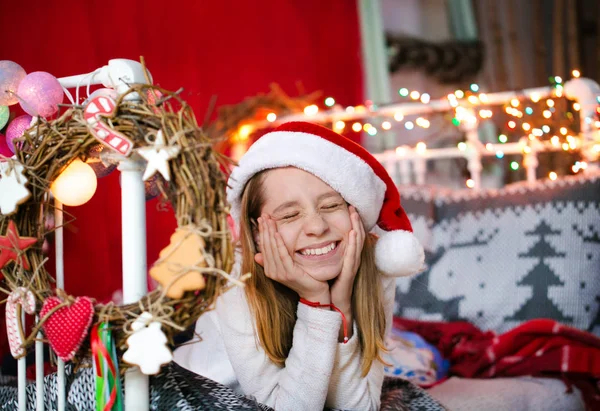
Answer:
[{"left": 239, "top": 69, "right": 600, "bottom": 187}]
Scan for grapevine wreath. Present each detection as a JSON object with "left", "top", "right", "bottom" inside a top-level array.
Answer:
[{"left": 0, "top": 68, "right": 245, "bottom": 376}]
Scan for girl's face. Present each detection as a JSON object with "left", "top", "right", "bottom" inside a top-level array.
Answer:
[{"left": 258, "top": 167, "right": 353, "bottom": 282}]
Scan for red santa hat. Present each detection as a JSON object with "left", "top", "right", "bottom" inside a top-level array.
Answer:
[{"left": 227, "top": 121, "right": 424, "bottom": 276}]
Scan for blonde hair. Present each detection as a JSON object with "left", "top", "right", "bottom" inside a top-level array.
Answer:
[{"left": 238, "top": 170, "right": 387, "bottom": 376}]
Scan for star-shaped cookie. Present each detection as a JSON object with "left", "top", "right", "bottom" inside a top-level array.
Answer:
[{"left": 136, "top": 130, "right": 180, "bottom": 181}]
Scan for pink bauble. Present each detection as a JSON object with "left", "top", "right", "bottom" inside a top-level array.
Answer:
[
  {"left": 6, "top": 114, "right": 33, "bottom": 153},
  {"left": 17, "top": 71, "right": 64, "bottom": 118},
  {"left": 0, "top": 133, "right": 13, "bottom": 158},
  {"left": 0, "top": 61, "right": 27, "bottom": 106}
]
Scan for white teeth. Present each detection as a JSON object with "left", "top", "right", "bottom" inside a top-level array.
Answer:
[{"left": 301, "top": 242, "right": 335, "bottom": 256}]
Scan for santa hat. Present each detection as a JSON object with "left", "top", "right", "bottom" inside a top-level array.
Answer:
[{"left": 227, "top": 121, "right": 424, "bottom": 276}]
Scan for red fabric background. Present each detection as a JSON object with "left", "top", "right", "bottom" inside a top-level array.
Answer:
[{"left": 1, "top": 0, "right": 363, "bottom": 301}]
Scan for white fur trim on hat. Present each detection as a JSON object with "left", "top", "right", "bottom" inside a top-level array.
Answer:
[
  {"left": 227, "top": 130, "right": 387, "bottom": 231},
  {"left": 375, "top": 230, "right": 425, "bottom": 276}
]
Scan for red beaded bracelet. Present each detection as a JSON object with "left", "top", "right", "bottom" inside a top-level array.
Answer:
[{"left": 299, "top": 298, "right": 349, "bottom": 343}]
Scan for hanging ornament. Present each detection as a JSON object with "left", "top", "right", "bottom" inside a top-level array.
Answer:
[
  {"left": 86, "top": 144, "right": 117, "bottom": 178},
  {"left": 5, "top": 287, "right": 36, "bottom": 358},
  {"left": 144, "top": 173, "right": 162, "bottom": 201},
  {"left": 0, "top": 105, "right": 9, "bottom": 129},
  {"left": 0, "top": 220, "right": 37, "bottom": 271},
  {"left": 122, "top": 312, "right": 173, "bottom": 375},
  {"left": 0, "top": 133, "right": 13, "bottom": 159},
  {"left": 83, "top": 95, "right": 134, "bottom": 156},
  {"left": 85, "top": 88, "right": 118, "bottom": 106},
  {"left": 149, "top": 226, "right": 207, "bottom": 299},
  {"left": 136, "top": 130, "right": 180, "bottom": 181},
  {"left": 0, "top": 61, "right": 27, "bottom": 106},
  {"left": 40, "top": 296, "right": 95, "bottom": 362},
  {"left": 0, "top": 161, "right": 31, "bottom": 215},
  {"left": 17, "top": 71, "right": 64, "bottom": 118},
  {"left": 5, "top": 114, "right": 34, "bottom": 153},
  {"left": 91, "top": 322, "right": 123, "bottom": 411}
]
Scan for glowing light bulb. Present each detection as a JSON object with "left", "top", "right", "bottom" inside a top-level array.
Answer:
[
  {"left": 522, "top": 123, "right": 531, "bottom": 131},
  {"left": 543, "top": 110, "right": 552, "bottom": 118},
  {"left": 410, "top": 91, "right": 421, "bottom": 100},
  {"left": 416, "top": 117, "right": 430, "bottom": 128},
  {"left": 458, "top": 142, "right": 467, "bottom": 151},
  {"left": 547, "top": 99, "right": 555, "bottom": 108},
  {"left": 266, "top": 113, "right": 277, "bottom": 122},
  {"left": 304, "top": 105, "right": 318, "bottom": 116},
  {"left": 530, "top": 93, "right": 541, "bottom": 103},
  {"left": 394, "top": 112, "right": 404, "bottom": 122},
  {"left": 420, "top": 93, "right": 431, "bottom": 104},
  {"left": 466, "top": 179, "right": 475, "bottom": 188},
  {"left": 405, "top": 121, "right": 414, "bottom": 130},
  {"left": 50, "top": 159, "right": 98, "bottom": 206},
  {"left": 454, "top": 90, "right": 465, "bottom": 98},
  {"left": 510, "top": 161, "right": 519, "bottom": 170},
  {"left": 498, "top": 134, "right": 508, "bottom": 143},
  {"left": 560, "top": 127, "right": 567, "bottom": 135},
  {"left": 334, "top": 120, "right": 345, "bottom": 131},
  {"left": 416, "top": 142, "right": 427, "bottom": 154},
  {"left": 381, "top": 121, "right": 391, "bottom": 130},
  {"left": 395, "top": 147, "right": 407, "bottom": 157},
  {"left": 352, "top": 122, "right": 362, "bottom": 132},
  {"left": 508, "top": 121, "right": 516, "bottom": 129},
  {"left": 572, "top": 70, "right": 580, "bottom": 78},
  {"left": 238, "top": 125, "right": 253, "bottom": 140},
  {"left": 511, "top": 98, "right": 520, "bottom": 107},
  {"left": 324, "top": 97, "right": 335, "bottom": 107},
  {"left": 549, "top": 172, "right": 557, "bottom": 180},
  {"left": 573, "top": 103, "right": 581, "bottom": 111}
]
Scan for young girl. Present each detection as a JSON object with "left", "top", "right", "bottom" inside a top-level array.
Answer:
[{"left": 175, "top": 121, "right": 424, "bottom": 410}]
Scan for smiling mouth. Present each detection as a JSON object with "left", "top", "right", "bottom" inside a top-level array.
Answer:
[{"left": 296, "top": 241, "right": 340, "bottom": 258}]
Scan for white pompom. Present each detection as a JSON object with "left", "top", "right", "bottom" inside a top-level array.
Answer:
[{"left": 374, "top": 230, "right": 425, "bottom": 276}]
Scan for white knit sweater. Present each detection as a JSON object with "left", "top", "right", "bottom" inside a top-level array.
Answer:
[{"left": 174, "top": 275, "right": 396, "bottom": 410}]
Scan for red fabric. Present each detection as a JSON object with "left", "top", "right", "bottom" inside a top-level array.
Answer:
[
  {"left": 394, "top": 317, "right": 600, "bottom": 410},
  {"left": 273, "top": 122, "right": 413, "bottom": 233},
  {"left": 0, "top": 0, "right": 363, "bottom": 366}
]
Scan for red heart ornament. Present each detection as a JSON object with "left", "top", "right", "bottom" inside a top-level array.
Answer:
[{"left": 40, "top": 296, "right": 94, "bottom": 362}]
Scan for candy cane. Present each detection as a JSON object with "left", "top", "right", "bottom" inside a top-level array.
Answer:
[
  {"left": 6, "top": 287, "right": 36, "bottom": 358},
  {"left": 84, "top": 96, "right": 134, "bottom": 156}
]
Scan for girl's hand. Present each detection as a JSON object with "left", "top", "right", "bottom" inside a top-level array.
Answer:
[
  {"left": 330, "top": 206, "right": 365, "bottom": 312},
  {"left": 254, "top": 215, "right": 330, "bottom": 303}
]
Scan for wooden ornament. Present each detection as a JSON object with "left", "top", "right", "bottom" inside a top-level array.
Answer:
[
  {"left": 150, "top": 226, "right": 207, "bottom": 299},
  {"left": 122, "top": 312, "right": 173, "bottom": 375},
  {"left": 0, "top": 220, "right": 37, "bottom": 271},
  {"left": 0, "top": 162, "right": 31, "bottom": 215},
  {"left": 136, "top": 130, "right": 180, "bottom": 181}
]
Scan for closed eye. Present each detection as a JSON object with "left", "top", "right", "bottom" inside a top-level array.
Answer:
[
  {"left": 281, "top": 212, "right": 299, "bottom": 220},
  {"left": 322, "top": 203, "right": 343, "bottom": 210}
]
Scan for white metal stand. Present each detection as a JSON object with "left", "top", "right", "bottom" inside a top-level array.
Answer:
[
  {"left": 118, "top": 159, "right": 149, "bottom": 410},
  {"left": 54, "top": 200, "right": 66, "bottom": 411}
]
